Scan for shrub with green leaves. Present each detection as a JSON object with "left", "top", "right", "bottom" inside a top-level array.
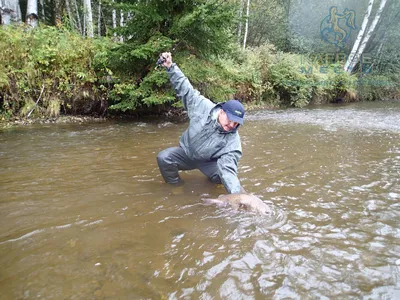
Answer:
[{"left": 0, "top": 25, "right": 112, "bottom": 119}]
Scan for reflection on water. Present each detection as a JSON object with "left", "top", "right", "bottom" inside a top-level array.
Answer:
[{"left": 0, "top": 102, "right": 399, "bottom": 299}]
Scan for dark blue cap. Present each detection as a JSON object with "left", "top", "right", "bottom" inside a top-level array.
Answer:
[{"left": 221, "top": 100, "right": 245, "bottom": 125}]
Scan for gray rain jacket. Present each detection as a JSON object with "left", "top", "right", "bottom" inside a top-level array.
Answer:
[{"left": 167, "top": 63, "right": 242, "bottom": 194}]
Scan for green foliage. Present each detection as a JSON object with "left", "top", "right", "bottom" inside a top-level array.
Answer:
[
  {"left": 229, "top": 45, "right": 360, "bottom": 108},
  {"left": 112, "top": 0, "right": 238, "bottom": 58},
  {"left": 180, "top": 56, "right": 237, "bottom": 101},
  {"left": 20, "top": 99, "right": 37, "bottom": 117},
  {"left": 1, "top": 2, "right": 397, "bottom": 123},
  {"left": 107, "top": 73, "right": 175, "bottom": 112},
  {"left": 266, "top": 52, "right": 313, "bottom": 107},
  {"left": 47, "top": 97, "right": 61, "bottom": 117},
  {"left": 357, "top": 74, "right": 399, "bottom": 101},
  {"left": 244, "top": 0, "right": 290, "bottom": 50},
  {"left": 0, "top": 25, "right": 111, "bottom": 118},
  {"left": 103, "top": 0, "right": 240, "bottom": 112},
  {"left": 106, "top": 34, "right": 173, "bottom": 77}
]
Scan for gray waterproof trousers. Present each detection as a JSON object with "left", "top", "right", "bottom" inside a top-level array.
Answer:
[{"left": 157, "top": 147, "right": 222, "bottom": 185}]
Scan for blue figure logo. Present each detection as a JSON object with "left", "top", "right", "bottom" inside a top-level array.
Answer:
[{"left": 320, "top": 6, "right": 357, "bottom": 49}]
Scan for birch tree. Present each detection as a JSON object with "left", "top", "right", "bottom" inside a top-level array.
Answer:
[
  {"left": 344, "top": 0, "right": 375, "bottom": 72},
  {"left": 127, "top": 12, "right": 133, "bottom": 39},
  {"left": 242, "top": 0, "right": 250, "bottom": 49},
  {"left": 119, "top": 10, "right": 124, "bottom": 42},
  {"left": 84, "top": 0, "right": 94, "bottom": 37},
  {"left": 98, "top": 1, "right": 101, "bottom": 36},
  {"left": 112, "top": 0, "right": 117, "bottom": 39},
  {"left": 26, "top": 0, "right": 38, "bottom": 27},
  {"left": 345, "top": 0, "right": 388, "bottom": 73},
  {"left": 1, "top": 0, "right": 22, "bottom": 25}
]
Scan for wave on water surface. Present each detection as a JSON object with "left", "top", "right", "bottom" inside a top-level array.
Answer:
[{"left": 247, "top": 103, "right": 400, "bottom": 133}]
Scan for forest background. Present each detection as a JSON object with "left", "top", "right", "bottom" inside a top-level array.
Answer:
[{"left": 0, "top": 0, "right": 399, "bottom": 121}]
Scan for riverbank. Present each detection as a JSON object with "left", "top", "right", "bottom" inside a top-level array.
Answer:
[
  {"left": 3, "top": 98, "right": 399, "bottom": 130},
  {"left": 0, "top": 101, "right": 279, "bottom": 129},
  {"left": 0, "top": 116, "right": 108, "bottom": 129}
]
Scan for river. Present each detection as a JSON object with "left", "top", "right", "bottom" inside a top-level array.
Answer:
[{"left": 0, "top": 102, "right": 399, "bottom": 299}]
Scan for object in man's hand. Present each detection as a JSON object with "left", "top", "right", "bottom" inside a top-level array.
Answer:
[{"left": 156, "top": 56, "right": 166, "bottom": 66}]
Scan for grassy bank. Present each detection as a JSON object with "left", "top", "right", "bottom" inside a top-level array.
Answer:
[{"left": 1, "top": 26, "right": 398, "bottom": 123}]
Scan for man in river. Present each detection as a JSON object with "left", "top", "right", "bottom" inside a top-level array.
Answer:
[{"left": 156, "top": 52, "right": 245, "bottom": 194}]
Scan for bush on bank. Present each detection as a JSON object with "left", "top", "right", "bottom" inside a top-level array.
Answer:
[
  {"left": 0, "top": 26, "right": 398, "bottom": 121},
  {"left": 0, "top": 25, "right": 112, "bottom": 120}
]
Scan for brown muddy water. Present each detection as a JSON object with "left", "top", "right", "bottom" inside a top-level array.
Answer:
[{"left": 0, "top": 102, "right": 399, "bottom": 299}]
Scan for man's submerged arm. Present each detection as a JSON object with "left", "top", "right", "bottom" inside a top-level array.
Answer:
[{"left": 217, "top": 151, "right": 242, "bottom": 194}]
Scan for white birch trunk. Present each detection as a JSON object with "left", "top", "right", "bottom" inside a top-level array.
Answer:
[
  {"left": 1, "top": 0, "right": 22, "bottom": 24},
  {"left": 112, "top": 0, "right": 117, "bottom": 39},
  {"left": 242, "top": 0, "right": 250, "bottom": 49},
  {"left": 127, "top": 12, "right": 133, "bottom": 39},
  {"left": 344, "top": 0, "right": 375, "bottom": 73},
  {"left": 26, "top": 0, "right": 38, "bottom": 27},
  {"left": 119, "top": 10, "right": 124, "bottom": 42},
  {"left": 84, "top": 0, "right": 94, "bottom": 37},
  {"left": 98, "top": 1, "right": 101, "bottom": 36},
  {"left": 346, "top": 0, "right": 388, "bottom": 73}
]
